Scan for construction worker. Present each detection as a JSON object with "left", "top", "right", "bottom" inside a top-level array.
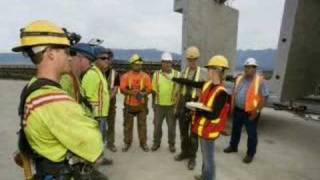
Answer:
[
  {"left": 12, "top": 20, "right": 105, "bottom": 179},
  {"left": 60, "top": 43, "right": 96, "bottom": 116},
  {"left": 184, "top": 55, "right": 231, "bottom": 180},
  {"left": 120, "top": 54, "right": 152, "bottom": 152},
  {"left": 104, "top": 49, "right": 120, "bottom": 152},
  {"left": 173, "top": 46, "right": 208, "bottom": 170},
  {"left": 151, "top": 52, "right": 180, "bottom": 153},
  {"left": 81, "top": 45, "right": 113, "bottom": 165},
  {"left": 224, "top": 57, "right": 269, "bottom": 163}
]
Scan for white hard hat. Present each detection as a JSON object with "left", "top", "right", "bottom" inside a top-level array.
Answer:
[
  {"left": 244, "top": 58, "right": 258, "bottom": 67},
  {"left": 161, "top": 52, "right": 173, "bottom": 61}
]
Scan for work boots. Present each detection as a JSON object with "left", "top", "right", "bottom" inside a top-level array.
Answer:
[
  {"left": 151, "top": 144, "right": 160, "bottom": 152},
  {"left": 122, "top": 144, "right": 131, "bottom": 152},
  {"left": 141, "top": 144, "right": 150, "bottom": 152},
  {"left": 223, "top": 146, "right": 238, "bottom": 153},
  {"left": 174, "top": 153, "right": 189, "bottom": 161},
  {"left": 243, "top": 155, "right": 254, "bottom": 164},
  {"left": 188, "top": 158, "right": 196, "bottom": 170},
  {"left": 96, "top": 157, "right": 113, "bottom": 166},
  {"left": 107, "top": 144, "right": 117, "bottom": 152},
  {"left": 169, "top": 144, "right": 176, "bottom": 153}
]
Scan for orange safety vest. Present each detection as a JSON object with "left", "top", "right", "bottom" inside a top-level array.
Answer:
[
  {"left": 125, "top": 72, "right": 147, "bottom": 105},
  {"left": 233, "top": 74, "right": 264, "bottom": 112},
  {"left": 191, "top": 82, "right": 230, "bottom": 140}
]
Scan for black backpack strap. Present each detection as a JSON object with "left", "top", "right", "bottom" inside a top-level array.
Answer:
[
  {"left": 79, "top": 95, "right": 93, "bottom": 112},
  {"left": 18, "top": 78, "right": 61, "bottom": 157}
]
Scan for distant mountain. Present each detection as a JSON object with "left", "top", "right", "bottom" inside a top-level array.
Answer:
[
  {"left": 112, "top": 48, "right": 182, "bottom": 62},
  {"left": 0, "top": 53, "right": 31, "bottom": 65},
  {"left": 0, "top": 48, "right": 277, "bottom": 71},
  {"left": 236, "top": 49, "right": 276, "bottom": 71}
]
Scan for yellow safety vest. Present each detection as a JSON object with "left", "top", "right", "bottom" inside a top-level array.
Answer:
[
  {"left": 181, "top": 66, "right": 201, "bottom": 99},
  {"left": 154, "top": 69, "right": 179, "bottom": 105},
  {"left": 82, "top": 65, "right": 110, "bottom": 117},
  {"left": 24, "top": 78, "right": 103, "bottom": 163}
]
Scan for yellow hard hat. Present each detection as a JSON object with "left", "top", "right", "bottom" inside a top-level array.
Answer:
[
  {"left": 129, "top": 54, "right": 143, "bottom": 64},
  {"left": 205, "top": 55, "right": 229, "bottom": 69},
  {"left": 12, "top": 20, "right": 70, "bottom": 52},
  {"left": 186, "top": 46, "right": 200, "bottom": 59}
]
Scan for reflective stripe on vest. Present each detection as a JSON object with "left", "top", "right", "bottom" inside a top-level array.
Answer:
[
  {"left": 155, "top": 70, "right": 178, "bottom": 104},
  {"left": 109, "top": 69, "right": 116, "bottom": 89},
  {"left": 24, "top": 93, "right": 73, "bottom": 125},
  {"left": 92, "top": 67, "right": 105, "bottom": 116},
  {"left": 234, "top": 74, "right": 262, "bottom": 112},
  {"left": 196, "top": 82, "right": 226, "bottom": 138},
  {"left": 181, "top": 67, "right": 201, "bottom": 99},
  {"left": 125, "top": 73, "right": 146, "bottom": 104}
]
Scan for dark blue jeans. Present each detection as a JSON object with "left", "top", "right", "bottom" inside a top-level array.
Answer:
[
  {"left": 229, "top": 107, "right": 260, "bottom": 156},
  {"left": 200, "top": 139, "right": 216, "bottom": 180},
  {"left": 99, "top": 118, "right": 108, "bottom": 145}
]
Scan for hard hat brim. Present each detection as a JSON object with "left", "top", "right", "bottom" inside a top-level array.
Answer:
[
  {"left": 12, "top": 43, "right": 70, "bottom": 52},
  {"left": 161, "top": 60, "right": 173, "bottom": 62},
  {"left": 205, "top": 65, "right": 229, "bottom": 70},
  {"left": 244, "top": 64, "right": 258, "bottom": 67},
  {"left": 131, "top": 60, "right": 143, "bottom": 65}
]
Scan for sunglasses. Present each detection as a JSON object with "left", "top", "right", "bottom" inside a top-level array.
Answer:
[
  {"left": 98, "top": 56, "right": 111, "bottom": 61},
  {"left": 187, "top": 58, "right": 197, "bottom": 62},
  {"left": 245, "top": 66, "right": 257, "bottom": 69}
]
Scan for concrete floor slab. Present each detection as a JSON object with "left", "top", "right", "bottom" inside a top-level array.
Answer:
[{"left": 0, "top": 79, "right": 319, "bottom": 180}]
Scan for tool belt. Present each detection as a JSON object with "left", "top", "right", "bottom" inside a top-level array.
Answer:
[
  {"left": 34, "top": 155, "right": 95, "bottom": 180},
  {"left": 34, "top": 157, "right": 72, "bottom": 179},
  {"left": 125, "top": 104, "right": 146, "bottom": 113}
]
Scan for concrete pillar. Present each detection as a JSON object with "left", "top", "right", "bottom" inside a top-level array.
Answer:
[
  {"left": 174, "top": 0, "right": 239, "bottom": 73},
  {"left": 271, "top": 0, "right": 320, "bottom": 102}
]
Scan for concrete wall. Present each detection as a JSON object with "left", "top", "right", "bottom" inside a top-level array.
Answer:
[
  {"left": 271, "top": 0, "right": 320, "bottom": 102},
  {"left": 174, "top": 0, "right": 239, "bottom": 73}
]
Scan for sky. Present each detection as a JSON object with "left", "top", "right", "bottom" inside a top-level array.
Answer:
[{"left": 0, "top": 0, "right": 285, "bottom": 53}]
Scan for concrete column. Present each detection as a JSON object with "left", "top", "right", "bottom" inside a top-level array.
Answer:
[
  {"left": 271, "top": 0, "right": 320, "bottom": 102},
  {"left": 174, "top": 0, "right": 239, "bottom": 73}
]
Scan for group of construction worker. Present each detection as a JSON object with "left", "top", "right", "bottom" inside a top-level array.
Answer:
[{"left": 12, "top": 19, "right": 269, "bottom": 180}]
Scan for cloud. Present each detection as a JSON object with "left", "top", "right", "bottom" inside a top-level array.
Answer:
[
  {"left": 0, "top": 0, "right": 182, "bottom": 53},
  {"left": 0, "top": 0, "right": 285, "bottom": 53},
  {"left": 231, "top": 0, "right": 286, "bottom": 50}
]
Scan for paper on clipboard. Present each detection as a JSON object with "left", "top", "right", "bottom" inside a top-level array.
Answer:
[{"left": 186, "top": 102, "right": 212, "bottom": 112}]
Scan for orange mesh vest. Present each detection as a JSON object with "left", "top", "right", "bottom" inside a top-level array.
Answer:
[
  {"left": 125, "top": 73, "right": 146, "bottom": 105},
  {"left": 234, "top": 74, "right": 263, "bottom": 112},
  {"left": 191, "top": 82, "right": 230, "bottom": 140}
]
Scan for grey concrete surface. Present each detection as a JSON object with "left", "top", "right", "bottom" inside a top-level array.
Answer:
[{"left": 1, "top": 79, "right": 320, "bottom": 180}]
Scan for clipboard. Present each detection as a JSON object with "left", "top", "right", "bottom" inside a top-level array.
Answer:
[{"left": 186, "top": 102, "right": 212, "bottom": 112}]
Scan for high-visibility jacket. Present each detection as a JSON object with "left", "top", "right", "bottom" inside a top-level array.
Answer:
[
  {"left": 152, "top": 69, "right": 180, "bottom": 106},
  {"left": 23, "top": 77, "right": 103, "bottom": 163},
  {"left": 181, "top": 66, "right": 201, "bottom": 99},
  {"left": 192, "top": 82, "right": 230, "bottom": 140},
  {"left": 60, "top": 73, "right": 81, "bottom": 102},
  {"left": 82, "top": 65, "right": 110, "bottom": 118},
  {"left": 120, "top": 71, "right": 152, "bottom": 106},
  {"left": 233, "top": 74, "right": 264, "bottom": 112},
  {"left": 60, "top": 73, "right": 92, "bottom": 117}
]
